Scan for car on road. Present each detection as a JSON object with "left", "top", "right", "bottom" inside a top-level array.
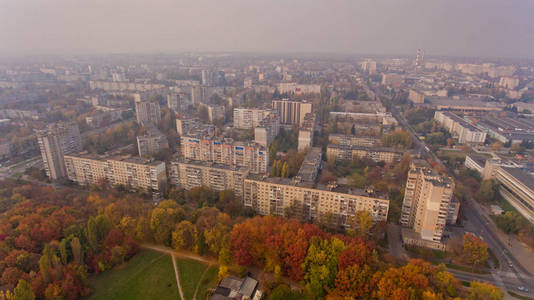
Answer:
[{"left": 517, "top": 286, "right": 529, "bottom": 292}]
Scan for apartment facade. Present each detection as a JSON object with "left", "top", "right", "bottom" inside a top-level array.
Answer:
[
  {"left": 233, "top": 108, "right": 272, "bottom": 129},
  {"left": 37, "top": 123, "right": 82, "bottom": 180},
  {"left": 277, "top": 83, "right": 321, "bottom": 95},
  {"left": 137, "top": 133, "right": 169, "bottom": 157},
  {"left": 400, "top": 160, "right": 456, "bottom": 243},
  {"left": 328, "top": 134, "right": 381, "bottom": 147},
  {"left": 243, "top": 177, "right": 389, "bottom": 227},
  {"left": 298, "top": 113, "right": 316, "bottom": 151},
  {"left": 180, "top": 136, "right": 268, "bottom": 174},
  {"left": 272, "top": 99, "right": 312, "bottom": 125},
  {"left": 169, "top": 159, "right": 249, "bottom": 197},
  {"left": 434, "top": 111, "right": 486, "bottom": 144},
  {"left": 254, "top": 112, "right": 280, "bottom": 147},
  {"left": 326, "top": 144, "right": 403, "bottom": 164},
  {"left": 135, "top": 100, "right": 161, "bottom": 126},
  {"left": 64, "top": 154, "right": 167, "bottom": 192}
]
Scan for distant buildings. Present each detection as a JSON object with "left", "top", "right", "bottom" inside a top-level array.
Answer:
[
  {"left": 326, "top": 144, "right": 403, "bottom": 164},
  {"left": 135, "top": 100, "right": 161, "bottom": 126},
  {"left": 277, "top": 83, "right": 321, "bottom": 95},
  {"left": 400, "top": 160, "right": 458, "bottom": 250},
  {"left": 85, "top": 109, "right": 127, "bottom": 128},
  {"left": 37, "top": 123, "right": 82, "bottom": 180},
  {"left": 272, "top": 99, "right": 312, "bottom": 125},
  {"left": 201, "top": 104, "right": 226, "bottom": 123},
  {"left": 175, "top": 117, "right": 215, "bottom": 138},
  {"left": 169, "top": 159, "right": 249, "bottom": 197},
  {"left": 408, "top": 89, "right": 425, "bottom": 104},
  {"left": 180, "top": 137, "right": 268, "bottom": 174},
  {"left": 233, "top": 108, "right": 272, "bottom": 130},
  {"left": 167, "top": 93, "right": 185, "bottom": 113},
  {"left": 360, "top": 60, "right": 377, "bottom": 75},
  {"left": 64, "top": 153, "right": 167, "bottom": 192},
  {"left": 298, "top": 113, "right": 316, "bottom": 151},
  {"left": 499, "top": 77, "right": 520, "bottom": 90},
  {"left": 89, "top": 81, "right": 164, "bottom": 92},
  {"left": 381, "top": 74, "right": 404, "bottom": 88},
  {"left": 426, "top": 97, "right": 504, "bottom": 112},
  {"left": 434, "top": 111, "right": 487, "bottom": 144}
]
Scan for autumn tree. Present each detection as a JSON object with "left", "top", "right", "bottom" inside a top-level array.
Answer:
[
  {"left": 172, "top": 221, "right": 197, "bottom": 251},
  {"left": 348, "top": 211, "right": 373, "bottom": 238},
  {"left": 469, "top": 281, "right": 503, "bottom": 300},
  {"left": 13, "top": 279, "right": 34, "bottom": 300},
  {"left": 303, "top": 237, "right": 345, "bottom": 297},
  {"left": 150, "top": 200, "right": 185, "bottom": 246},
  {"left": 462, "top": 233, "right": 489, "bottom": 268}
]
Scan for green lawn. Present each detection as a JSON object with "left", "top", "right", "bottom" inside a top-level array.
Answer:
[
  {"left": 176, "top": 258, "right": 218, "bottom": 300},
  {"left": 89, "top": 249, "right": 179, "bottom": 300}
]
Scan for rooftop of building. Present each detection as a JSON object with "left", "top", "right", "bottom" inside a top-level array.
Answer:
[
  {"left": 327, "top": 144, "right": 404, "bottom": 154},
  {"left": 66, "top": 152, "right": 164, "bottom": 166},
  {"left": 500, "top": 167, "right": 534, "bottom": 191},
  {"left": 246, "top": 174, "right": 389, "bottom": 199},
  {"left": 172, "top": 157, "right": 249, "bottom": 172},
  {"left": 436, "top": 111, "right": 481, "bottom": 132},
  {"left": 466, "top": 155, "right": 488, "bottom": 168},
  {"left": 426, "top": 97, "right": 505, "bottom": 109}
]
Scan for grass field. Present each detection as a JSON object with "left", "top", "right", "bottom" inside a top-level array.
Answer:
[
  {"left": 177, "top": 258, "right": 218, "bottom": 300},
  {"left": 89, "top": 249, "right": 218, "bottom": 300},
  {"left": 89, "top": 249, "right": 179, "bottom": 300}
]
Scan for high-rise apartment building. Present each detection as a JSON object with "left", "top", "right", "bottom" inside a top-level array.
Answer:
[
  {"left": 326, "top": 144, "right": 403, "bottom": 164},
  {"left": 37, "top": 123, "right": 82, "bottom": 180},
  {"left": 64, "top": 153, "right": 167, "bottom": 192},
  {"left": 298, "top": 113, "right": 316, "bottom": 151},
  {"left": 272, "top": 99, "right": 312, "bottom": 125},
  {"left": 254, "top": 112, "right": 280, "bottom": 147},
  {"left": 243, "top": 176, "right": 389, "bottom": 227},
  {"left": 135, "top": 100, "right": 161, "bottom": 126},
  {"left": 400, "top": 160, "right": 456, "bottom": 243},
  {"left": 137, "top": 127, "right": 169, "bottom": 157},
  {"left": 169, "top": 159, "right": 249, "bottom": 197},
  {"left": 180, "top": 137, "right": 268, "bottom": 174},
  {"left": 167, "top": 93, "right": 183, "bottom": 113}
]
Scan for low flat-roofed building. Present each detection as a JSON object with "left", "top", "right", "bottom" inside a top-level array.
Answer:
[
  {"left": 434, "top": 111, "right": 486, "bottom": 144},
  {"left": 464, "top": 155, "right": 487, "bottom": 174},
  {"left": 426, "top": 97, "right": 505, "bottom": 112},
  {"left": 495, "top": 167, "right": 534, "bottom": 223}
]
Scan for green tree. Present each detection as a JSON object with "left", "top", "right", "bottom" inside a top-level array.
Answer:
[
  {"left": 303, "top": 237, "right": 345, "bottom": 297},
  {"left": 70, "top": 237, "right": 83, "bottom": 265},
  {"left": 13, "top": 280, "right": 34, "bottom": 300},
  {"left": 477, "top": 180, "right": 500, "bottom": 202}
]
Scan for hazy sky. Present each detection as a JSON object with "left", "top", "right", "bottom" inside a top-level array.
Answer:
[{"left": 1, "top": 0, "right": 533, "bottom": 58}]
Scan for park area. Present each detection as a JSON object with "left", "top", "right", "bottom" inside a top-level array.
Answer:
[{"left": 89, "top": 249, "right": 218, "bottom": 300}]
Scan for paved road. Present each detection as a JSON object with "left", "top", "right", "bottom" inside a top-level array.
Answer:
[{"left": 368, "top": 83, "right": 534, "bottom": 297}]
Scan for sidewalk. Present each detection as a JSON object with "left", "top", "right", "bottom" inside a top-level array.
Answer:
[{"left": 471, "top": 200, "right": 534, "bottom": 275}]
